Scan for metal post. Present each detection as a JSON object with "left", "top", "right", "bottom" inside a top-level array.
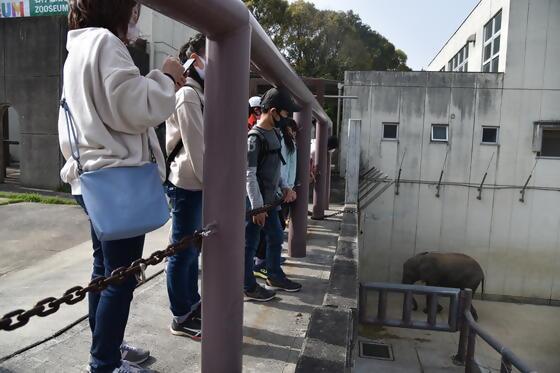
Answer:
[
  {"left": 0, "top": 107, "right": 5, "bottom": 182},
  {"left": 324, "top": 125, "right": 333, "bottom": 210},
  {"left": 312, "top": 120, "right": 328, "bottom": 219},
  {"left": 345, "top": 119, "right": 361, "bottom": 205},
  {"left": 454, "top": 289, "right": 473, "bottom": 366},
  {"left": 465, "top": 328, "right": 477, "bottom": 373},
  {"left": 201, "top": 25, "right": 251, "bottom": 373},
  {"left": 289, "top": 104, "right": 312, "bottom": 257}
]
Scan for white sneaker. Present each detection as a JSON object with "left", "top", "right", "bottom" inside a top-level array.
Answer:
[{"left": 113, "top": 360, "right": 154, "bottom": 373}]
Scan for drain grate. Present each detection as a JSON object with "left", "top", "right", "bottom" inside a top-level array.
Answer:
[{"left": 359, "top": 341, "right": 394, "bottom": 361}]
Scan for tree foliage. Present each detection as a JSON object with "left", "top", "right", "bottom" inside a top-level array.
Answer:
[{"left": 245, "top": 0, "right": 411, "bottom": 80}]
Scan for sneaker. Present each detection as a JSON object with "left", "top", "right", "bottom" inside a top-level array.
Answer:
[
  {"left": 253, "top": 265, "right": 268, "bottom": 280},
  {"left": 190, "top": 302, "right": 202, "bottom": 321},
  {"left": 113, "top": 360, "right": 154, "bottom": 373},
  {"left": 265, "top": 277, "right": 302, "bottom": 292},
  {"left": 120, "top": 341, "right": 150, "bottom": 365},
  {"left": 244, "top": 284, "right": 276, "bottom": 302},
  {"left": 170, "top": 316, "right": 202, "bottom": 341}
]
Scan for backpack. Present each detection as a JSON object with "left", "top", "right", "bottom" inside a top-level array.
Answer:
[{"left": 248, "top": 127, "right": 286, "bottom": 169}]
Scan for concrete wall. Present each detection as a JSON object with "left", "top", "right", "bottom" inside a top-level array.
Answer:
[
  {"left": 8, "top": 107, "right": 20, "bottom": 163},
  {"left": 428, "top": 0, "right": 510, "bottom": 72},
  {"left": 0, "top": 16, "right": 67, "bottom": 189},
  {"left": 137, "top": 6, "right": 196, "bottom": 70},
  {"left": 341, "top": 69, "right": 560, "bottom": 301}
]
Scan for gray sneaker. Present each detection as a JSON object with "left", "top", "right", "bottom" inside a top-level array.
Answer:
[
  {"left": 113, "top": 361, "right": 154, "bottom": 373},
  {"left": 120, "top": 342, "right": 150, "bottom": 365}
]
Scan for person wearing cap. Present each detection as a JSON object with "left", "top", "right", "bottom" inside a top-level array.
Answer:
[
  {"left": 244, "top": 87, "right": 303, "bottom": 301},
  {"left": 248, "top": 96, "right": 262, "bottom": 130}
]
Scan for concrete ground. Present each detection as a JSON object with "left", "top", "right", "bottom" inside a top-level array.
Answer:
[
  {"left": 0, "top": 200, "right": 343, "bottom": 372},
  {"left": 0, "top": 202, "right": 173, "bottom": 358},
  {"left": 353, "top": 294, "right": 560, "bottom": 373}
]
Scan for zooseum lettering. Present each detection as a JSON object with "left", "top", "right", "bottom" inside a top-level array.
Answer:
[{"left": 0, "top": 0, "right": 68, "bottom": 18}]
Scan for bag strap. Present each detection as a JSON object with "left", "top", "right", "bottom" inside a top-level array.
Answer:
[
  {"left": 165, "top": 84, "right": 204, "bottom": 181},
  {"left": 60, "top": 95, "right": 83, "bottom": 175},
  {"left": 60, "top": 88, "right": 156, "bottom": 175},
  {"left": 165, "top": 140, "right": 183, "bottom": 181}
]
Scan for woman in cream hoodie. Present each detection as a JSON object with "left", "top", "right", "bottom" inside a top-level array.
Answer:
[{"left": 58, "top": 1, "right": 184, "bottom": 372}]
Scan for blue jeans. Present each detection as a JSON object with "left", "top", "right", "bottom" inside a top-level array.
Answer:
[
  {"left": 244, "top": 199, "right": 285, "bottom": 291},
  {"left": 165, "top": 183, "right": 202, "bottom": 318},
  {"left": 75, "top": 196, "right": 145, "bottom": 373}
]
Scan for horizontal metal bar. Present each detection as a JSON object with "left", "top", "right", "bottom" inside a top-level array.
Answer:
[
  {"left": 321, "top": 95, "right": 359, "bottom": 99},
  {"left": 138, "top": 0, "right": 332, "bottom": 127},
  {"left": 2, "top": 140, "right": 19, "bottom": 145},
  {"left": 464, "top": 312, "right": 537, "bottom": 373},
  {"left": 361, "top": 282, "right": 461, "bottom": 297},
  {"left": 361, "top": 317, "right": 455, "bottom": 332}
]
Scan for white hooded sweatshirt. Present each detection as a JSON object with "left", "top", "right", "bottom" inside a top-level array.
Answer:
[{"left": 58, "top": 28, "right": 175, "bottom": 195}]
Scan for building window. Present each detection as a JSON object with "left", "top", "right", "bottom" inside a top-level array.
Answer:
[
  {"left": 481, "top": 126, "right": 499, "bottom": 144},
  {"left": 448, "top": 44, "right": 469, "bottom": 72},
  {"left": 431, "top": 124, "right": 448, "bottom": 142},
  {"left": 533, "top": 122, "right": 560, "bottom": 157},
  {"left": 382, "top": 122, "right": 398, "bottom": 140},
  {"left": 482, "top": 10, "right": 502, "bottom": 72}
]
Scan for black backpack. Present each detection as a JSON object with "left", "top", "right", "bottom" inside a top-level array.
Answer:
[{"left": 248, "top": 127, "right": 286, "bottom": 169}]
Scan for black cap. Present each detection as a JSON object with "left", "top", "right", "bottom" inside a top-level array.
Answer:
[{"left": 260, "top": 87, "right": 301, "bottom": 113}]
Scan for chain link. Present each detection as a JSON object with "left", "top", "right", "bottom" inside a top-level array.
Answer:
[
  {"left": 1, "top": 200, "right": 283, "bottom": 333},
  {"left": 0, "top": 230, "right": 209, "bottom": 332}
]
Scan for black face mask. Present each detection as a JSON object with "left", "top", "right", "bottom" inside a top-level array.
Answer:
[{"left": 274, "top": 114, "right": 289, "bottom": 129}]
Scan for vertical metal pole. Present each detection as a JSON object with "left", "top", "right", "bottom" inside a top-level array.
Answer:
[
  {"left": 325, "top": 151, "right": 332, "bottom": 210},
  {"left": 454, "top": 290, "right": 472, "bottom": 366},
  {"left": 345, "top": 119, "right": 361, "bottom": 205},
  {"left": 465, "top": 329, "right": 477, "bottom": 373},
  {"left": 201, "top": 25, "right": 251, "bottom": 373},
  {"left": 312, "top": 120, "right": 328, "bottom": 219},
  {"left": 288, "top": 103, "right": 312, "bottom": 257},
  {"left": 0, "top": 107, "right": 5, "bottom": 182}
]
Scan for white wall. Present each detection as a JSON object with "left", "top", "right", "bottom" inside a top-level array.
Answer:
[
  {"left": 427, "top": 0, "right": 510, "bottom": 72},
  {"left": 137, "top": 6, "right": 196, "bottom": 71},
  {"left": 342, "top": 68, "right": 560, "bottom": 300}
]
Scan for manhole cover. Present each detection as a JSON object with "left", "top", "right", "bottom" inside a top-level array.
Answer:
[{"left": 359, "top": 341, "right": 394, "bottom": 361}]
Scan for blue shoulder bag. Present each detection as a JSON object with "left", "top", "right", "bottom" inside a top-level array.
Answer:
[{"left": 61, "top": 98, "right": 170, "bottom": 241}]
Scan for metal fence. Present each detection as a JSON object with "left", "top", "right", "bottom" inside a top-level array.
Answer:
[{"left": 359, "top": 282, "right": 537, "bottom": 373}]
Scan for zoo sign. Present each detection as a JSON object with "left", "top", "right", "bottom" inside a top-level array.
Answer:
[{"left": 1, "top": 0, "right": 69, "bottom": 18}]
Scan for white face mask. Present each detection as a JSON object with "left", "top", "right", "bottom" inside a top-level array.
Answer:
[{"left": 195, "top": 57, "right": 206, "bottom": 80}]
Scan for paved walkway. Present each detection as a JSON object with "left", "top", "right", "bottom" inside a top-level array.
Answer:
[{"left": 0, "top": 202, "right": 343, "bottom": 372}]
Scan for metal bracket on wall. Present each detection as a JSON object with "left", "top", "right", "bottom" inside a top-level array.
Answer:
[
  {"left": 477, "top": 152, "right": 495, "bottom": 200},
  {"left": 395, "top": 148, "right": 406, "bottom": 196},
  {"left": 519, "top": 159, "right": 538, "bottom": 203},
  {"left": 435, "top": 146, "right": 450, "bottom": 198}
]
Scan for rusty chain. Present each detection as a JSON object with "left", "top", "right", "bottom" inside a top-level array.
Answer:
[
  {"left": 0, "top": 231, "right": 206, "bottom": 332},
  {"left": 0, "top": 201, "right": 286, "bottom": 332}
]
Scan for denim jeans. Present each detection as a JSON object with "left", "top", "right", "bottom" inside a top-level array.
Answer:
[
  {"left": 165, "top": 183, "right": 202, "bottom": 318},
  {"left": 244, "top": 199, "right": 285, "bottom": 291},
  {"left": 75, "top": 196, "right": 145, "bottom": 373}
]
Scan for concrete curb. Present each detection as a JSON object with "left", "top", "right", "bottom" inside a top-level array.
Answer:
[{"left": 296, "top": 205, "right": 359, "bottom": 372}]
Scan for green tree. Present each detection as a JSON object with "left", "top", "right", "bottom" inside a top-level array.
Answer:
[{"left": 244, "top": 0, "right": 411, "bottom": 80}]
